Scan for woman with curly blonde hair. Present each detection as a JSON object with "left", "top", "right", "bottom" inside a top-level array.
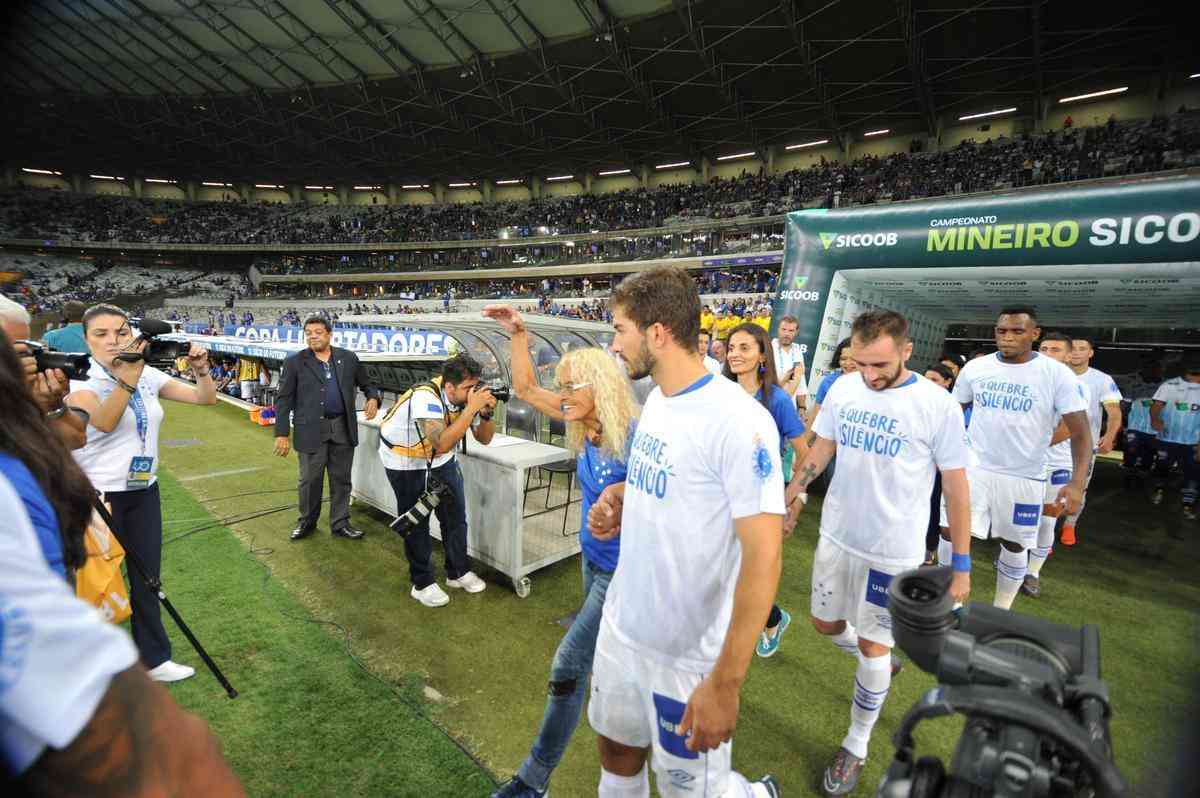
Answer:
[{"left": 482, "top": 305, "right": 638, "bottom": 798}]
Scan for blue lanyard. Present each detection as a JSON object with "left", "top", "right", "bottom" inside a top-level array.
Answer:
[{"left": 101, "top": 362, "right": 149, "bottom": 455}]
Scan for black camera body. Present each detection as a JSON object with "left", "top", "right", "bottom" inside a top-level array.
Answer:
[
  {"left": 485, "top": 383, "right": 511, "bottom": 403},
  {"left": 390, "top": 476, "right": 451, "bottom": 538},
  {"left": 18, "top": 340, "right": 92, "bottom": 381},
  {"left": 120, "top": 318, "right": 192, "bottom": 365},
  {"left": 878, "top": 566, "right": 1128, "bottom": 798}
]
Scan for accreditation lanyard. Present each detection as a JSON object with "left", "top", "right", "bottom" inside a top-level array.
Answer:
[{"left": 103, "top": 363, "right": 155, "bottom": 489}]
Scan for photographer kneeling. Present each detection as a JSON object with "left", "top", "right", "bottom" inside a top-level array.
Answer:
[
  {"left": 378, "top": 354, "right": 495, "bottom": 607},
  {"left": 65, "top": 304, "right": 218, "bottom": 683}
]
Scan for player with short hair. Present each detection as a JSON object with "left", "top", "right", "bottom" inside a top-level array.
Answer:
[
  {"left": 942, "top": 307, "right": 1091, "bottom": 610},
  {"left": 786, "top": 310, "right": 971, "bottom": 796},
  {"left": 587, "top": 267, "right": 783, "bottom": 797},
  {"left": 1149, "top": 361, "right": 1200, "bottom": 520},
  {"left": 1119, "top": 359, "right": 1165, "bottom": 489},
  {"left": 1062, "top": 337, "right": 1123, "bottom": 544},
  {"left": 1021, "top": 332, "right": 1089, "bottom": 598}
]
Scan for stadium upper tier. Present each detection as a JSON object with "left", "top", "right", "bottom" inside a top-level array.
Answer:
[{"left": 5, "top": 113, "right": 1197, "bottom": 248}]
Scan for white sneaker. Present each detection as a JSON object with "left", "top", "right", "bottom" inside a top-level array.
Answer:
[
  {"left": 446, "top": 571, "right": 486, "bottom": 593},
  {"left": 148, "top": 660, "right": 196, "bottom": 683},
  {"left": 411, "top": 583, "right": 450, "bottom": 607}
]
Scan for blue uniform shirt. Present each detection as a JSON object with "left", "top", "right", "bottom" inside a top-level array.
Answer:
[
  {"left": 0, "top": 452, "right": 65, "bottom": 579},
  {"left": 576, "top": 430, "right": 633, "bottom": 572}
]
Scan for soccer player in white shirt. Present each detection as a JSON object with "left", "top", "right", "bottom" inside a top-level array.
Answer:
[
  {"left": 1021, "top": 332, "right": 1090, "bottom": 599},
  {"left": 944, "top": 307, "right": 1091, "bottom": 610},
  {"left": 784, "top": 310, "right": 972, "bottom": 796},
  {"left": 1149, "top": 362, "right": 1200, "bottom": 519},
  {"left": 1062, "top": 337, "right": 1123, "bottom": 544},
  {"left": 586, "top": 267, "right": 784, "bottom": 798}
]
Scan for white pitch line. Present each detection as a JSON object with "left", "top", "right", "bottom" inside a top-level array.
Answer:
[{"left": 179, "top": 466, "right": 266, "bottom": 482}]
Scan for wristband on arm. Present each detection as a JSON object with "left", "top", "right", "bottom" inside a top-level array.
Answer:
[{"left": 952, "top": 553, "right": 971, "bottom": 573}]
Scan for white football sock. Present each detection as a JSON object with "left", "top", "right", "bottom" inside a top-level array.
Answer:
[
  {"left": 994, "top": 546, "right": 1027, "bottom": 610},
  {"left": 842, "top": 651, "right": 892, "bottom": 760},
  {"left": 598, "top": 765, "right": 649, "bottom": 797},
  {"left": 936, "top": 537, "right": 954, "bottom": 567},
  {"left": 1027, "top": 546, "right": 1051, "bottom": 577},
  {"left": 830, "top": 623, "right": 859, "bottom": 657}
]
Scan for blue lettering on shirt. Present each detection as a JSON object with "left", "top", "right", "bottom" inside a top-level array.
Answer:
[
  {"left": 626, "top": 430, "right": 673, "bottom": 499},
  {"left": 836, "top": 407, "right": 908, "bottom": 458},
  {"left": 974, "top": 378, "right": 1037, "bottom": 413},
  {"left": 1050, "top": 469, "right": 1071, "bottom": 486}
]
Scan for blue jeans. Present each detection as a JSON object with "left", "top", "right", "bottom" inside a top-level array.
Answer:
[{"left": 517, "top": 555, "right": 613, "bottom": 791}]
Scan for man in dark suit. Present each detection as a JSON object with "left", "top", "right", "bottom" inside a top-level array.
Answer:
[{"left": 274, "top": 315, "right": 380, "bottom": 541}]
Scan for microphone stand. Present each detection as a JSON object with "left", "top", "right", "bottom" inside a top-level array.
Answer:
[{"left": 93, "top": 496, "right": 238, "bottom": 698}]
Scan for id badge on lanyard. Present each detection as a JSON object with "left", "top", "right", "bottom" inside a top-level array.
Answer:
[{"left": 121, "top": 374, "right": 155, "bottom": 490}]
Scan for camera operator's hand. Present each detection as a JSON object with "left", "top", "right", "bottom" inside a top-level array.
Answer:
[
  {"left": 679, "top": 674, "right": 739, "bottom": 753},
  {"left": 465, "top": 385, "right": 496, "bottom": 416},
  {"left": 481, "top": 305, "right": 526, "bottom": 334},
  {"left": 185, "top": 343, "right": 210, "bottom": 373},
  {"left": 12, "top": 340, "right": 46, "bottom": 390},
  {"left": 274, "top": 436, "right": 290, "bottom": 458},
  {"left": 32, "top": 369, "right": 70, "bottom": 413},
  {"left": 110, "top": 339, "right": 147, "bottom": 385},
  {"left": 950, "top": 570, "right": 970, "bottom": 605}
]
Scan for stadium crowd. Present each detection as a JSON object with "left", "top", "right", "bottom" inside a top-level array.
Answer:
[{"left": 4, "top": 112, "right": 1197, "bottom": 247}]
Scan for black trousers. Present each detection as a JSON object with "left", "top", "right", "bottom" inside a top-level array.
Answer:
[
  {"left": 926, "top": 471, "right": 943, "bottom": 553},
  {"left": 296, "top": 416, "right": 355, "bottom": 531},
  {"left": 105, "top": 482, "right": 171, "bottom": 669},
  {"left": 385, "top": 460, "right": 470, "bottom": 589}
]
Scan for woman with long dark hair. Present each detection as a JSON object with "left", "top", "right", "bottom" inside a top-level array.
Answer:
[
  {"left": 722, "top": 321, "right": 809, "bottom": 658},
  {"left": 66, "top": 303, "right": 217, "bottom": 682},
  {"left": 0, "top": 327, "right": 93, "bottom": 580}
]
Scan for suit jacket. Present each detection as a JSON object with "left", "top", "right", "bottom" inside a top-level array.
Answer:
[{"left": 274, "top": 347, "right": 380, "bottom": 453}]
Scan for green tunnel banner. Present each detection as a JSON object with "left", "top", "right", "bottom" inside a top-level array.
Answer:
[{"left": 770, "top": 175, "right": 1200, "bottom": 373}]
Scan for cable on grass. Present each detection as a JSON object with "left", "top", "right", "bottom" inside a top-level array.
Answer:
[{"left": 166, "top": 502, "right": 500, "bottom": 787}]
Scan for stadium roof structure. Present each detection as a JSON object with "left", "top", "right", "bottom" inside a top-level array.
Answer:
[{"left": 1, "top": 0, "right": 1192, "bottom": 184}]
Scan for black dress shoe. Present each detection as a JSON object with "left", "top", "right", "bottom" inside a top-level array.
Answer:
[
  {"left": 290, "top": 525, "right": 316, "bottom": 541},
  {"left": 332, "top": 526, "right": 365, "bottom": 540}
]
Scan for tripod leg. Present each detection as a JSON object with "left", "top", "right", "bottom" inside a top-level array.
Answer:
[{"left": 93, "top": 497, "right": 238, "bottom": 698}]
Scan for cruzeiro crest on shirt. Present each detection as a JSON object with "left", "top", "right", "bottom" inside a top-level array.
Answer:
[{"left": 752, "top": 433, "right": 773, "bottom": 482}]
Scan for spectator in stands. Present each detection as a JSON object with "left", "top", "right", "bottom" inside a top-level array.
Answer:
[{"left": 42, "top": 301, "right": 88, "bottom": 354}]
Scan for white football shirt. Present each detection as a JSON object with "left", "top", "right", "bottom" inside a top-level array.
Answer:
[
  {"left": 1152, "top": 378, "right": 1200, "bottom": 445},
  {"left": 813, "top": 373, "right": 968, "bottom": 566},
  {"left": 953, "top": 353, "right": 1088, "bottom": 480},
  {"left": 69, "top": 360, "right": 171, "bottom": 494},
  {"left": 602, "top": 373, "right": 784, "bottom": 673},
  {"left": 0, "top": 473, "right": 139, "bottom": 774},
  {"left": 1076, "top": 367, "right": 1123, "bottom": 442},
  {"left": 1045, "top": 376, "right": 1091, "bottom": 471}
]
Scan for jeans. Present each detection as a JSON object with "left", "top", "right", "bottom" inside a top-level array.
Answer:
[
  {"left": 385, "top": 460, "right": 469, "bottom": 588},
  {"left": 517, "top": 556, "right": 613, "bottom": 791}
]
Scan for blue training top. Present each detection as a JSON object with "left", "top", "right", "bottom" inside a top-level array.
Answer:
[
  {"left": 755, "top": 385, "right": 805, "bottom": 453},
  {"left": 0, "top": 451, "right": 66, "bottom": 579},
  {"left": 576, "top": 429, "right": 633, "bottom": 573},
  {"left": 815, "top": 370, "right": 843, "bottom": 404}
]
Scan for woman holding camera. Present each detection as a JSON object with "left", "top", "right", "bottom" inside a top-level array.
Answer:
[
  {"left": 482, "top": 305, "right": 639, "bottom": 798},
  {"left": 66, "top": 304, "right": 217, "bottom": 682}
]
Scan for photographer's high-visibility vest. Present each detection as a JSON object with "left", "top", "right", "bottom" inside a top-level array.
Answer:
[{"left": 378, "top": 377, "right": 462, "bottom": 461}]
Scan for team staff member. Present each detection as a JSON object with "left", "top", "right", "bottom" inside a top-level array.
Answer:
[
  {"left": 274, "top": 316, "right": 380, "bottom": 541},
  {"left": 377, "top": 354, "right": 494, "bottom": 607},
  {"left": 66, "top": 304, "right": 218, "bottom": 683}
]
